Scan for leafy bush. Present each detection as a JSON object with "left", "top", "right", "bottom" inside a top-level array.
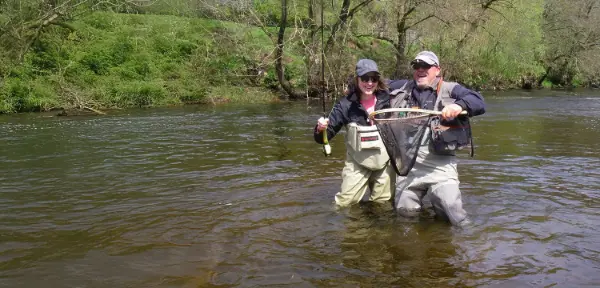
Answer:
[
  {"left": 104, "top": 81, "right": 169, "bottom": 107},
  {"left": 80, "top": 49, "right": 112, "bottom": 75},
  {"left": 0, "top": 78, "right": 58, "bottom": 112}
]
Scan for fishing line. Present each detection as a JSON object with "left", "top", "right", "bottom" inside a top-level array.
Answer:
[{"left": 321, "top": 0, "right": 331, "bottom": 156}]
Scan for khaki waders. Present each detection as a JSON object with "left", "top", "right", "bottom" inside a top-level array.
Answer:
[{"left": 334, "top": 123, "right": 394, "bottom": 207}]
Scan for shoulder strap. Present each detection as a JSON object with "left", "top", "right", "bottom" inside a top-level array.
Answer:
[
  {"left": 432, "top": 79, "right": 475, "bottom": 157},
  {"left": 390, "top": 81, "right": 414, "bottom": 108},
  {"left": 433, "top": 78, "right": 459, "bottom": 111}
]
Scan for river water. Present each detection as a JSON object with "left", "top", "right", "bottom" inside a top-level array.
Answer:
[{"left": 1, "top": 90, "right": 599, "bottom": 287}]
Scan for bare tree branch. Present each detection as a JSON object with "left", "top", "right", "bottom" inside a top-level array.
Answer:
[
  {"left": 325, "top": 0, "right": 374, "bottom": 53},
  {"left": 404, "top": 14, "right": 434, "bottom": 30},
  {"left": 275, "top": 0, "right": 304, "bottom": 99}
]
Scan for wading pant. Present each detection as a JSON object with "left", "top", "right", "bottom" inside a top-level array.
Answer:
[
  {"left": 394, "top": 148, "right": 467, "bottom": 225},
  {"left": 334, "top": 154, "right": 395, "bottom": 207}
]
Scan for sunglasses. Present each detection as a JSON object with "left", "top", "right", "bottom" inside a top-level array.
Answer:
[
  {"left": 359, "top": 75, "right": 379, "bottom": 83},
  {"left": 411, "top": 61, "right": 434, "bottom": 70}
]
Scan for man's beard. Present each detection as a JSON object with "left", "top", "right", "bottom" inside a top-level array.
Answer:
[{"left": 416, "top": 81, "right": 429, "bottom": 89}]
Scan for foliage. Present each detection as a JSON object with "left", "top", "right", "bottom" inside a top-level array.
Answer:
[
  {"left": 1, "top": 0, "right": 599, "bottom": 114},
  {"left": 0, "top": 78, "right": 58, "bottom": 113},
  {"left": 541, "top": 0, "right": 600, "bottom": 87},
  {"left": 0, "top": 11, "right": 280, "bottom": 113}
]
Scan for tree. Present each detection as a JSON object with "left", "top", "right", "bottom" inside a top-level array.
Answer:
[
  {"left": 273, "top": 0, "right": 377, "bottom": 99},
  {"left": 540, "top": 0, "right": 600, "bottom": 86},
  {"left": 275, "top": 0, "right": 304, "bottom": 98},
  {"left": 389, "top": 0, "right": 434, "bottom": 78}
]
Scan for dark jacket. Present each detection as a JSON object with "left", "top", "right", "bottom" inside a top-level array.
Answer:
[
  {"left": 388, "top": 79, "right": 485, "bottom": 117},
  {"left": 314, "top": 89, "right": 391, "bottom": 144}
]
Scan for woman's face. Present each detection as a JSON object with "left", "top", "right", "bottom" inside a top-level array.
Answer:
[{"left": 358, "top": 73, "right": 379, "bottom": 96}]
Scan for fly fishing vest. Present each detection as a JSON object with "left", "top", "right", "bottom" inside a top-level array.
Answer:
[
  {"left": 390, "top": 79, "right": 474, "bottom": 156},
  {"left": 345, "top": 122, "right": 390, "bottom": 170}
]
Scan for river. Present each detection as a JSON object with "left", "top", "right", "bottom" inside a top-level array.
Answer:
[{"left": 1, "top": 89, "right": 599, "bottom": 287}]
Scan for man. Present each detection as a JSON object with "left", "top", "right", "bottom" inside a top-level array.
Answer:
[{"left": 388, "top": 51, "right": 485, "bottom": 226}]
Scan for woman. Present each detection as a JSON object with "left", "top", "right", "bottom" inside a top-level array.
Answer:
[{"left": 313, "top": 59, "right": 394, "bottom": 207}]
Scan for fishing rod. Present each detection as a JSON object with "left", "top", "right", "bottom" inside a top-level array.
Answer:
[{"left": 321, "top": 0, "right": 331, "bottom": 156}]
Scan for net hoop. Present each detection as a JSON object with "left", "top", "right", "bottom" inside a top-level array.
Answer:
[
  {"left": 369, "top": 108, "right": 467, "bottom": 122},
  {"left": 369, "top": 108, "right": 434, "bottom": 123}
]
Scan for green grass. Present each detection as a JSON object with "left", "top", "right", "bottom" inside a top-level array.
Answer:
[
  {"left": 0, "top": 12, "right": 282, "bottom": 113},
  {"left": 1, "top": 6, "right": 593, "bottom": 114},
  {"left": 206, "top": 87, "right": 279, "bottom": 104}
]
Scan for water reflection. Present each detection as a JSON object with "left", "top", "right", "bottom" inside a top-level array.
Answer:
[
  {"left": 330, "top": 203, "right": 469, "bottom": 287},
  {"left": 1, "top": 91, "right": 600, "bottom": 287}
]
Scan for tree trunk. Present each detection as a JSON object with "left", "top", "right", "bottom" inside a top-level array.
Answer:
[
  {"left": 456, "top": 0, "right": 501, "bottom": 51},
  {"left": 305, "top": 0, "right": 319, "bottom": 96},
  {"left": 276, "top": 0, "right": 304, "bottom": 99},
  {"left": 391, "top": 1, "right": 425, "bottom": 78},
  {"left": 393, "top": 2, "right": 409, "bottom": 79},
  {"left": 325, "top": 0, "right": 374, "bottom": 53}
]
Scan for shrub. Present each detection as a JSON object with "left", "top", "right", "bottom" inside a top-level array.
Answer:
[
  {"left": 0, "top": 78, "right": 58, "bottom": 112},
  {"left": 105, "top": 80, "right": 168, "bottom": 107}
]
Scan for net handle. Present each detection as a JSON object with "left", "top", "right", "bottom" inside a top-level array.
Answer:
[{"left": 369, "top": 108, "right": 467, "bottom": 119}]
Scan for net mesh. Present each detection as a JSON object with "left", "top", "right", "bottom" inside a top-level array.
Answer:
[{"left": 371, "top": 110, "right": 431, "bottom": 176}]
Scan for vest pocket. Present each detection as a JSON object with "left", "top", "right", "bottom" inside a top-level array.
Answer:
[
  {"left": 346, "top": 123, "right": 382, "bottom": 151},
  {"left": 430, "top": 117, "right": 471, "bottom": 154},
  {"left": 357, "top": 129, "right": 382, "bottom": 150},
  {"left": 346, "top": 123, "right": 390, "bottom": 170}
]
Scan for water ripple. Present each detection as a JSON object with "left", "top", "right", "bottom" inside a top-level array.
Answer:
[{"left": 1, "top": 97, "right": 600, "bottom": 287}]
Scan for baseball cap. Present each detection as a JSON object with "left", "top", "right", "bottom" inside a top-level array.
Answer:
[
  {"left": 411, "top": 51, "right": 439, "bottom": 66},
  {"left": 355, "top": 59, "right": 379, "bottom": 76}
]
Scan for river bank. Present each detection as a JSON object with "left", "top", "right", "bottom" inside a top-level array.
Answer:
[{"left": 0, "top": 11, "right": 596, "bottom": 115}]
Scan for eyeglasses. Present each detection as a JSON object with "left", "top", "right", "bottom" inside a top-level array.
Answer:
[
  {"left": 359, "top": 75, "right": 379, "bottom": 83},
  {"left": 411, "top": 61, "right": 434, "bottom": 70}
]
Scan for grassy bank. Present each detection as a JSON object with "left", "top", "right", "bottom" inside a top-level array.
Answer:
[
  {"left": 0, "top": 12, "right": 284, "bottom": 114},
  {"left": 1, "top": 10, "right": 595, "bottom": 114}
]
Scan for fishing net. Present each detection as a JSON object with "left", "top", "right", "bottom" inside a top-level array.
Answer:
[{"left": 370, "top": 108, "right": 432, "bottom": 176}]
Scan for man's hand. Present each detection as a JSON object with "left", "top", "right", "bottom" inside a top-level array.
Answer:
[
  {"left": 317, "top": 117, "right": 329, "bottom": 132},
  {"left": 441, "top": 104, "right": 463, "bottom": 120}
]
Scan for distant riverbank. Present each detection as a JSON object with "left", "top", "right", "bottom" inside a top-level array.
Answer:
[{"left": 0, "top": 11, "right": 596, "bottom": 115}]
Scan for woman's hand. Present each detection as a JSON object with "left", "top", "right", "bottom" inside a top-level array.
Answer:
[{"left": 317, "top": 117, "right": 329, "bottom": 132}]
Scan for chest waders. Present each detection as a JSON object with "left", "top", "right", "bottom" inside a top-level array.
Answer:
[
  {"left": 389, "top": 79, "right": 474, "bottom": 157},
  {"left": 344, "top": 123, "right": 390, "bottom": 170}
]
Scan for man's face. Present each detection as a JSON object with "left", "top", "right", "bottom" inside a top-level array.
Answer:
[{"left": 412, "top": 61, "right": 440, "bottom": 88}]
